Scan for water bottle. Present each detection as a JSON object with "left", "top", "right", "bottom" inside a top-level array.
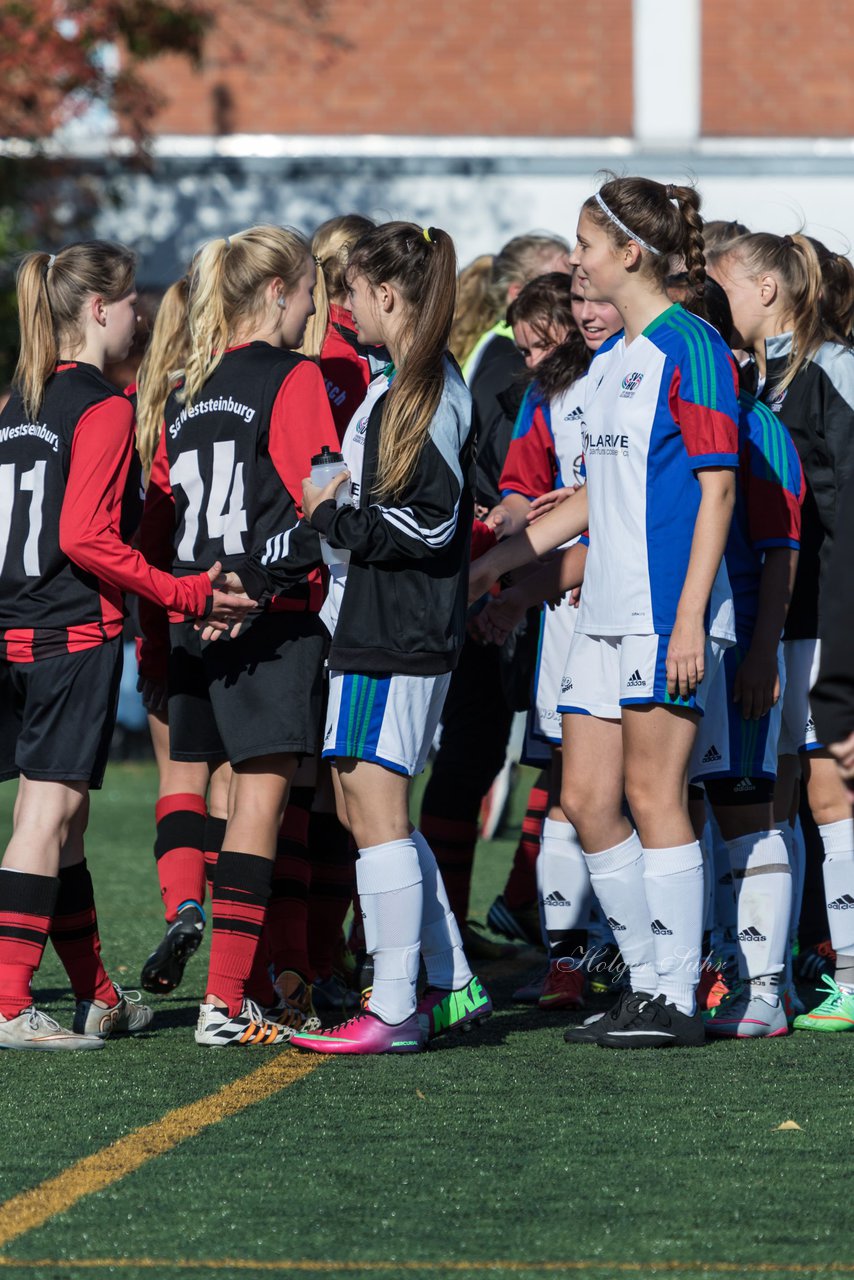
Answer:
[{"left": 310, "top": 446, "right": 351, "bottom": 565}]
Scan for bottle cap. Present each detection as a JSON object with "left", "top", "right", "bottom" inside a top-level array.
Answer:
[{"left": 311, "top": 445, "right": 344, "bottom": 466}]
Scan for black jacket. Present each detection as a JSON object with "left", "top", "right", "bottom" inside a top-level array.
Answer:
[
  {"left": 240, "top": 359, "right": 475, "bottom": 676},
  {"left": 812, "top": 470, "right": 854, "bottom": 744},
  {"left": 470, "top": 333, "right": 526, "bottom": 510},
  {"left": 759, "top": 335, "right": 854, "bottom": 638}
]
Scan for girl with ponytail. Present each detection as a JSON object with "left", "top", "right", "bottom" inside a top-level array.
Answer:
[
  {"left": 236, "top": 222, "right": 491, "bottom": 1055},
  {"left": 0, "top": 241, "right": 252, "bottom": 1052},
  {"left": 470, "top": 177, "right": 741, "bottom": 1049},
  {"left": 708, "top": 232, "right": 854, "bottom": 1029}
]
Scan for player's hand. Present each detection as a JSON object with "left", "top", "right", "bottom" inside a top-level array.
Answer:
[
  {"left": 468, "top": 551, "right": 500, "bottom": 604},
  {"left": 302, "top": 472, "right": 349, "bottom": 522},
  {"left": 137, "top": 676, "right": 167, "bottom": 714},
  {"left": 475, "top": 591, "right": 526, "bottom": 647},
  {"left": 528, "top": 486, "right": 578, "bottom": 522},
  {"left": 733, "top": 645, "right": 780, "bottom": 720},
  {"left": 482, "top": 506, "right": 509, "bottom": 536},
  {"left": 666, "top": 615, "right": 705, "bottom": 701},
  {"left": 828, "top": 730, "right": 854, "bottom": 801}
]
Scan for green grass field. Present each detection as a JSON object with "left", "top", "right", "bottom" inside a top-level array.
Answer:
[{"left": 0, "top": 763, "right": 852, "bottom": 1280}]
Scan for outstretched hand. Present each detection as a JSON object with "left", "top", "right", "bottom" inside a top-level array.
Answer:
[
  {"left": 199, "top": 562, "right": 258, "bottom": 642},
  {"left": 302, "top": 472, "right": 349, "bottom": 522},
  {"left": 474, "top": 591, "right": 526, "bottom": 647},
  {"left": 527, "top": 486, "right": 578, "bottom": 523}
]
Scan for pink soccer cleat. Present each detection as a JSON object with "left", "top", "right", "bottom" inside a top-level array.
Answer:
[
  {"left": 290, "top": 1009, "right": 426, "bottom": 1055},
  {"left": 417, "top": 976, "right": 493, "bottom": 1039}
]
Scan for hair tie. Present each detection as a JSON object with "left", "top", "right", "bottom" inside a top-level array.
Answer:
[
  {"left": 224, "top": 236, "right": 231, "bottom": 249},
  {"left": 313, "top": 254, "right": 322, "bottom": 267},
  {"left": 47, "top": 254, "right": 56, "bottom": 270},
  {"left": 594, "top": 192, "right": 662, "bottom": 256},
  {"left": 781, "top": 234, "right": 794, "bottom": 249},
  {"left": 423, "top": 227, "right": 434, "bottom": 244},
  {"left": 664, "top": 184, "right": 676, "bottom": 200}
]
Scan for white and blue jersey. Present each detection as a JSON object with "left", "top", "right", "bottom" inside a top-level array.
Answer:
[{"left": 576, "top": 304, "right": 740, "bottom": 638}]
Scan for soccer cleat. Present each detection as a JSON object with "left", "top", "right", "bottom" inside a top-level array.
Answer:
[
  {"left": 195, "top": 998, "right": 287, "bottom": 1047},
  {"left": 312, "top": 973, "right": 360, "bottom": 1014},
  {"left": 486, "top": 895, "right": 543, "bottom": 947},
  {"left": 563, "top": 988, "right": 652, "bottom": 1044},
  {"left": 462, "top": 921, "right": 519, "bottom": 962},
  {"left": 140, "top": 901, "right": 206, "bottom": 994},
  {"left": 417, "top": 976, "right": 492, "bottom": 1039},
  {"left": 538, "top": 961, "right": 585, "bottom": 1010},
  {"left": 697, "top": 956, "right": 736, "bottom": 1011},
  {"left": 268, "top": 970, "right": 322, "bottom": 1040},
  {"left": 703, "top": 987, "right": 788, "bottom": 1038},
  {"left": 792, "top": 974, "right": 854, "bottom": 1033},
  {"left": 512, "top": 966, "right": 547, "bottom": 1003},
  {"left": 586, "top": 944, "right": 628, "bottom": 998},
  {"left": 0, "top": 1006, "right": 104, "bottom": 1052},
  {"left": 73, "top": 982, "right": 154, "bottom": 1038},
  {"left": 794, "top": 940, "right": 836, "bottom": 984},
  {"left": 598, "top": 994, "right": 706, "bottom": 1049},
  {"left": 291, "top": 1009, "right": 427, "bottom": 1055}
]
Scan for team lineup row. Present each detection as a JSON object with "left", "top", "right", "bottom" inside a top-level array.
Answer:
[{"left": 0, "top": 177, "right": 852, "bottom": 1054}]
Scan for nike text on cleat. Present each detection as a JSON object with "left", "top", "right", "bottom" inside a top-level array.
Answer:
[
  {"left": 291, "top": 1009, "right": 427, "bottom": 1055},
  {"left": 828, "top": 894, "right": 854, "bottom": 910},
  {"left": 73, "top": 982, "right": 154, "bottom": 1038},
  {"left": 417, "top": 976, "right": 492, "bottom": 1038},
  {"left": 651, "top": 919, "right": 673, "bottom": 936},
  {"left": 140, "top": 902, "right": 205, "bottom": 994},
  {"left": 737, "top": 926, "right": 768, "bottom": 942},
  {"left": 701, "top": 745, "right": 723, "bottom": 764},
  {"left": 703, "top": 987, "right": 788, "bottom": 1038},
  {"left": 563, "top": 989, "right": 652, "bottom": 1044},
  {"left": 598, "top": 994, "right": 706, "bottom": 1049},
  {"left": 0, "top": 1006, "right": 104, "bottom": 1052},
  {"left": 194, "top": 998, "right": 286, "bottom": 1047},
  {"left": 538, "top": 961, "right": 585, "bottom": 1010},
  {"left": 792, "top": 974, "right": 854, "bottom": 1033}
]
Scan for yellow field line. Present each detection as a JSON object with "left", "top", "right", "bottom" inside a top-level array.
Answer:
[
  {"left": 0, "top": 1053, "right": 323, "bottom": 1251},
  {"left": 0, "top": 1261, "right": 852, "bottom": 1274}
]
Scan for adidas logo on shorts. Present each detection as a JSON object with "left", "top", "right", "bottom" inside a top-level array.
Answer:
[
  {"left": 626, "top": 669, "right": 646, "bottom": 688},
  {"left": 828, "top": 894, "right": 854, "bottom": 910},
  {"left": 544, "top": 891, "right": 571, "bottom": 907},
  {"left": 734, "top": 777, "right": 756, "bottom": 793},
  {"left": 606, "top": 916, "right": 626, "bottom": 932},
  {"left": 702, "top": 744, "right": 723, "bottom": 764},
  {"left": 738, "top": 925, "right": 767, "bottom": 942},
  {"left": 806, "top": 716, "right": 816, "bottom": 733},
  {"left": 651, "top": 919, "right": 673, "bottom": 936},
  {"left": 561, "top": 676, "right": 573, "bottom": 693}
]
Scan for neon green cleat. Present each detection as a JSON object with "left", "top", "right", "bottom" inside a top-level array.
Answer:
[{"left": 792, "top": 974, "right": 854, "bottom": 1033}]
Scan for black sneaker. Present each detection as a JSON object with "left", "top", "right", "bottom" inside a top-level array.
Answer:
[
  {"left": 598, "top": 993, "right": 705, "bottom": 1049},
  {"left": 563, "top": 988, "right": 652, "bottom": 1044},
  {"left": 140, "top": 902, "right": 205, "bottom": 994}
]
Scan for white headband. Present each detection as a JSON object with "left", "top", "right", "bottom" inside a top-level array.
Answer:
[{"left": 594, "top": 193, "right": 662, "bottom": 256}]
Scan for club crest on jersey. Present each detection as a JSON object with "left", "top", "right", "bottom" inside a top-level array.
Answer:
[
  {"left": 355, "top": 416, "right": 369, "bottom": 436},
  {"left": 620, "top": 371, "right": 644, "bottom": 398}
]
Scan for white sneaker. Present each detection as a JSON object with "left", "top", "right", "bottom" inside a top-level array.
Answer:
[
  {"left": 0, "top": 1006, "right": 104, "bottom": 1051},
  {"left": 195, "top": 998, "right": 287, "bottom": 1047},
  {"left": 74, "top": 982, "right": 154, "bottom": 1038}
]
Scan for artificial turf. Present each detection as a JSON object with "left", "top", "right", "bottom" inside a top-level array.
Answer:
[{"left": 0, "top": 762, "right": 852, "bottom": 1280}]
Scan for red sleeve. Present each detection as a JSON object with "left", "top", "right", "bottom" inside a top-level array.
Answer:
[
  {"left": 59, "top": 397, "right": 212, "bottom": 617},
  {"left": 499, "top": 395, "right": 557, "bottom": 500},
  {"left": 470, "top": 518, "right": 497, "bottom": 561},
  {"left": 268, "top": 361, "right": 340, "bottom": 510},
  {"left": 669, "top": 364, "right": 740, "bottom": 470},
  {"left": 743, "top": 453, "right": 802, "bottom": 550}
]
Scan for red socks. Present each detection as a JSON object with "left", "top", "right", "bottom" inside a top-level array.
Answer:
[
  {"left": 206, "top": 850, "right": 273, "bottom": 1016},
  {"left": 50, "top": 861, "right": 115, "bottom": 1005},
  {"left": 307, "top": 812, "right": 355, "bottom": 981},
  {"left": 419, "top": 814, "right": 479, "bottom": 926},
  {"left": 154, "top": 793, "right": 207, "bottom": 921},
  {"left": 267, "top": 791, "right": 312, "bottom": 981},
  {"left": 503, "top": 772, "right": 549, "bottom": 910},
  {"left": 0, "top": 869, "right": 58, "bottom": 1018}
]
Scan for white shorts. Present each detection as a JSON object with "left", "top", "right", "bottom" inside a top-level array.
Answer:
[
  {"left": 690, "top": 642, "right": 784, "bottom": 782},
  {"left": 778, "top": 638, "right": 822, "bottom": 755},
  {"left": 524, "top": 596, "right": 579, "bottom": 761},
  {"left": 557, "top": 632, "right": 724, "bottom": 720},
  {"left": 322, "top": 669, "right": 451, "bottom": 777}
]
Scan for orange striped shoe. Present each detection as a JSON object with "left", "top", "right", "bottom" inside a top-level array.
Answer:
[{"left": 194, "top": 998, "right": 287, "bottom": 1047}]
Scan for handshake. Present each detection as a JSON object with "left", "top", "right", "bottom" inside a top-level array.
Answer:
[{"left": 202, "top": 562, "right": 257, "bottom": 642}]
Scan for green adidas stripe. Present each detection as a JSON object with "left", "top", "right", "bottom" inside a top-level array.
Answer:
[{"left": 669, "top": 309, "right": 719, "bottom": 413}]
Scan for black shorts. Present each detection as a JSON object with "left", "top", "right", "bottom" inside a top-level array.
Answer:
[
  {"left": 0, "top": 638, "right": 123, "bottom": 790},
  {"left": 168, "top": 612, "right": 327, "bottom": 766}
]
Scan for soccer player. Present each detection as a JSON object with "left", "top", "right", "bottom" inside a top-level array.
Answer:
[
  {"left": 0, "top": 240, "right": 251, "bottom": 1050},
  {"left": 236, "top": 223, "right": 490, "bottom": 1055},
  {"left": 709, "top": 232, "right": 854, "bottom": 1031},
  {"left": 140, "top": 225, "right": 339, "bottom": 1047},
  {"left": 470, "top": 177, "right": 741, "bottom": 1049}
]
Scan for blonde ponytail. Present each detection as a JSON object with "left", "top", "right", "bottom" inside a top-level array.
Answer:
[
  {"left": 300, "top": 214, "right": 375, "bottom": 359},
  {"left": 135, "top": 276, "right": 190, "bottom": 477}
]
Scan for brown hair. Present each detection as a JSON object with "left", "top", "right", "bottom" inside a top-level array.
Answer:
[
  {"left": 301, "top": 213, "right": 375, "bottom": 359},
  {"left": 13, "top": 240, "right": 136, "bottom": 419},
  {"left": 135, "top": 276, "right": 191, "bottom": 477},
  {"left": 711, "top": 232, "right": 830, "bottom": 393},
  {"left": 807, "top": 236, "right": 854, "bottom": 345},
  {"left": 506, "top": 272, "right": 589, "bottom": 399},
  {"left": 182, "top": 224, "right": 311, "bottom": 407},
  {"left": 486, "top": 233, "right": 572, "bottom": 319},
  {"left": 702, "top": 218, "right": 751, "bottom": 256},
  {"left": 585, "top": 176, "right": 706, "bottom": 297},
  {"left": 449, "top": 254, "right": 494, "bottom": 365},
  {"left": 346, "top": 222, "right": 457, "bottom": 500}
]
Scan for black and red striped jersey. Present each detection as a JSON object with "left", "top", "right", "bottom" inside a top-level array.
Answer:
[
  {"left": 139, "top": 342, "right": 337, "bottom": 636},
  {"left": 0, "top": 362, "right": 212, "bottom": 663}
]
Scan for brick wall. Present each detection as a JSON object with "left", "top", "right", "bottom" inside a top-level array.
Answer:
[
  {"left": 702, "top": 0, "right": 854, "bottom": 135},
  {"left": 141, "top": 0, "right": 634, "bottom": 137}
]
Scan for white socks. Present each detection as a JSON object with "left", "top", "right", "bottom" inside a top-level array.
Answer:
[
  {"left": 411, "top": 829, "right": 472, "bottom": 992},
  {"left": 356, "top": 839, "right": 422, "bottom": 1024},
  {"left": 727, "top": 829, "right": 792, "bottom": 1000},
  {"left": 819, "top": 819, "right": 854, "bottom": 971},
  {"left": 540, "top": 818, "right": 591, "bottom": 967},
  {"left": 642, "top": 842, "right": 705, "bottom": 1015},
  {"left": 583, "top": 832, "right": 657, "bottom": 995}
]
